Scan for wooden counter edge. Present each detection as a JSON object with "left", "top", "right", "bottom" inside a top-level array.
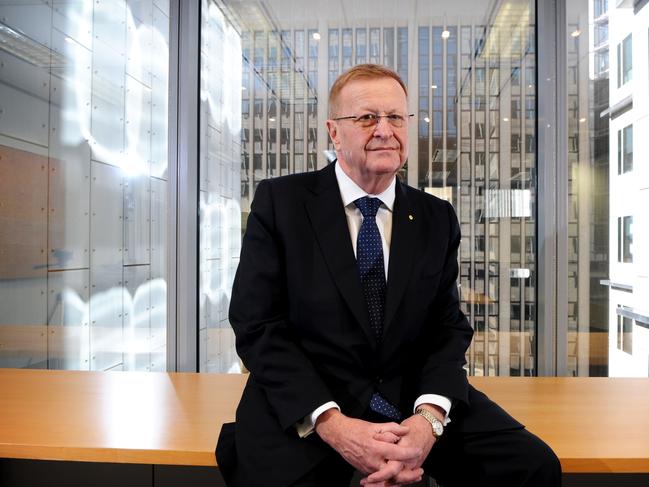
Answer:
[
  {"left": 561, "top": 458, "right": 649, "bottom": 474},
  {"left": 0, "top": 444, "right": 217, "bottom": 467},
  {"left": 5, "top": 443, "right": 649, "bottom": 473}
]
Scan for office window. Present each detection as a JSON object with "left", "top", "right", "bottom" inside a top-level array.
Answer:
[
  {"left": 617, "top": 216, "right": 633, "bottom": 263},
  {"left": 617, "top": 312, "right": 633, "bottom": 354},
  {"left": 617, "top": 125, "right": 632, "bottom": 174},
  {"left": 356, "top": 28, "right": 367, "bottom": 64},
  {"left": 594, "top": 22, "right": 608, "bottom": 47},
  {"left": 525, "top": 98, "right": 535, "bottom": 119},
  {"left": 194, "top": 0, "right": 539, "bottom": 376},
  {"left": 342, "top": 28, "right": 352, "bottom": 69},
  {"left": 328, "top": 28, "right": 339, "bottom": 89},
  {"left": 369, "top": 28, "right": 380, "bottom": 63},
  {"left": 563, "top": 0, "right": 649, "bottom": 378},
  {"left": 525, "top": 134, "right": 535, "bottom": 153},
  {"left": 383, "top": 27, "right": 395, "bottom": 68},
  {"left": 617, "top": 34, "right": 632, "bottom": 87},
  {"left": 595, "top": 48, "right": 609, "bottom": 76},
  {"left": 397, "top": 27, "right": 408, "bottom": 84}
]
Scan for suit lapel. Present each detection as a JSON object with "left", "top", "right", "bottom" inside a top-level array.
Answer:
[
  {"left": 304, "top": 164, "right": 376, "bottom": 346},
  {"left": 384, "top": 180, "right": 418, "bottom": 335}
]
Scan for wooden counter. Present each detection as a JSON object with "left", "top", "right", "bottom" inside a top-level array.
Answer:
[
  {"left": 470, "top": 376, "right": 649, "bottom": 473},
  {"left": 1, "top": 369, "right": 648, "bottom": 473},
  {"left": 0, "top": 369, "right": 245, "bottom": 467}
]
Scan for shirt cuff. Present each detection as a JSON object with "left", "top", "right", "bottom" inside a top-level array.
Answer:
[
  {"left": 295, "top": 401, "right": 340, "bottom": 438},
  {"left": 414, "top": 394, "right": 452, "bottom": 426}
]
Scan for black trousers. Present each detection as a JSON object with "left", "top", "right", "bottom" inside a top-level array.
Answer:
[{"left": 290, "top": 427, "right": 561, "bottom": 487}]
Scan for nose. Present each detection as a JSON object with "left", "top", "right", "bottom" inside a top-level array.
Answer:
[{"left": 372, "top": 116, "right": 394, "bottom": 138}]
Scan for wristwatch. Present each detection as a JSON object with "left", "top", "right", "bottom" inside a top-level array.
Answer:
[{"left": 415, "top": 407, "right": 444, "bottom": 438}]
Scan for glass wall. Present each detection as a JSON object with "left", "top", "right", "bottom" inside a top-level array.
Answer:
[
  {"left": 565, "top": 0, "right": 649, "bottom": 377},
  {"left": 0, "top": 1, "right": 170, "bottom": 371},
  {"left": 198, "top": 0, "right": 243, "bottom": 373},
  {"left": 198, "top": 0, "right": 538, "bottom": 376},
  {"left": 5, "top": 2, "right": 643, "bottom": 379}
]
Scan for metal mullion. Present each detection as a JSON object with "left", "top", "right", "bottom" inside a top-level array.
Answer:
[
  {"left": 407, "top": 18, "right": 418, "bottom": 187},
  {"left": 174, "top": 0, "right": 200, "bottom": 372},
  {"left": 317, "top": 19, "right": 328, "bottom": 170},
  {"left": 554, "top": 0, "right": 569, "bottom": 377},
  {"left": 442, "top": 23, "right": 447, "bottom": 190},
  {"left": 536, "top": 0, "right": 567, "bottom": 376},
  {"left": 167, "top": 0, "right": 179, "bottom": 372},
  {"left": 428, "top": 25, "right": 433, "bottom": 188},
  {"left": 289, "top": 42, "right": 295, "bottom": 174},
  {"left": 469, "top": 24, "right": 477, "bottom": 374},
  {"left": 248, "top": 57, "right": 254, "bottom": 189},
  {"left": 519, "top": 29, "right": 528, "bottom": 376},
  {"left": 482, "top": 21, "right": 492, "bottom": 375},
  {"left": 261, "top": 32, "right": 268, "bottom": 179}
]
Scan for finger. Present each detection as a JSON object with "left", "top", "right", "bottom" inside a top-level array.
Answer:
[
  {"left": 360, "top": 474, "right": 397, "bottom": 487},
  {"left": 393, "top": 467, "right": 424, "bottom": 484},
  {"left": 374, "top": 422, "right": 409, "bottom": 436},
  {"left": 375, "top": 442, "right": 421, "bottom": 462},
  {"left": 359, "top": 481, "right": 390, "bottom": 487},
  {"left": 364, "top": 460, "right": 404, "bottom": 483},
  {"left": 373, "top": 431, "right": 401, "bottom": 444}
]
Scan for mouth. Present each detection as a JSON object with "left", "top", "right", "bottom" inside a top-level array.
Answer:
[{"left": 368, "top": 147, "right": 398, "bottom": 151}]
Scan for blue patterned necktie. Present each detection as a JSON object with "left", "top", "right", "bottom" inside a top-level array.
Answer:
[{"left": 355, "top": 196, "right": 402, "bottom": 421}]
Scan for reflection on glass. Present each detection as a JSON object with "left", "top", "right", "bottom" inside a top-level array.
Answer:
[
  {"left": 199, "top": 0, "right": 243, "bottom": 373},
  {"left": 567, "top": 1, "right": 648, "bottom": 377},
  {"left": 0, "top": 1, "right": 170, "bottom": 371},
  {"left": 200, "top": 0, "right": 537, "bottom": 377}
]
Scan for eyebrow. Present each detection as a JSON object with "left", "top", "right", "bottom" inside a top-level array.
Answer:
[{"left": 355, "top": 106, "right": 401, "bottom": 114}]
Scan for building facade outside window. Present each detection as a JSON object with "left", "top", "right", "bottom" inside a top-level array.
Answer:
[
  {"left": 197, "top": 0, "right": 538, "bottom": 377},
  {"left": 598, "top": 2, "right": 649, "bottom": 378}
]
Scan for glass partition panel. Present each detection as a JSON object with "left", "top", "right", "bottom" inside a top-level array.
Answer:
[
  {"left": 199, "top": 0, "right": 537, "bottom": 376},
  {"left": 199, "top": 0, "right": 243, "bottom": 373},
  {"left": 565, "top": 1, "right": 649, "bottom": 377},
  {"left": 0, "top": 0, "right": 170, "bottom": 371}
]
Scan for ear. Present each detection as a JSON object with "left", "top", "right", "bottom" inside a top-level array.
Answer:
[{"left": 326, "top": 119, "right": 341, "bottom": 150}]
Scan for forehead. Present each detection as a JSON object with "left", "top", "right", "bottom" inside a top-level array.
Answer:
[{"left": 338, "top": 77, "right": 407, "bottom": 112}]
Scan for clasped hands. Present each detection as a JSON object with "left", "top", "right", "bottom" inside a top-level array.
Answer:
[{"left": 315, "top": 408, "right": 437, "bottom": 486}]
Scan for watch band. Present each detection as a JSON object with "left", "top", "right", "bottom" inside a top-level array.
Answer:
[{"left": 415, "top": 407, "right": 444, "bottom": 438}]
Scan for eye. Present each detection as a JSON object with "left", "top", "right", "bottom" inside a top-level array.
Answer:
[
  {"left": 356, "top": 113, "right": 378, "bottom": 122},
  {"left": 387, "top": 114, "right": 405, "bottom": 122}
]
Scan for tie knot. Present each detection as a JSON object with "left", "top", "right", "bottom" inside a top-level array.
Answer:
[{"left": 355, "top": 196, "right": 382, "bottom": 218}]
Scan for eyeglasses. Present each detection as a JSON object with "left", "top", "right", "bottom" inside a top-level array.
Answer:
[{"left": 332, "top": 113, "right": 415, "bottom": 129}]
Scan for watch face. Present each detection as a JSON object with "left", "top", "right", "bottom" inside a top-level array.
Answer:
[{"left": 433, "top": 421, "right": 443, "bottom": 436}]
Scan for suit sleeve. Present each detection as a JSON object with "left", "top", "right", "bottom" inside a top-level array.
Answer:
[
  {"left": 415, "top": 200, "right": 473, "bottom": 407},
  {"left": 229, "top": 180, "right": 335, "bottom": 431}
]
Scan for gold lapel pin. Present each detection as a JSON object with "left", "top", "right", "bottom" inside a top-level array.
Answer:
[{"left": 408, "top": 214, "right": 414, "bottom": 221}]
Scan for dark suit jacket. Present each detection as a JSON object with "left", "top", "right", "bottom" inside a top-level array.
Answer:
[{"left": 216, "top": 163, "right": 521, "bottom": 486}]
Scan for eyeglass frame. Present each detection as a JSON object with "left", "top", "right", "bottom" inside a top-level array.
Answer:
[{"left": 331, "top": 113, "right": 415, "bottom": 128}]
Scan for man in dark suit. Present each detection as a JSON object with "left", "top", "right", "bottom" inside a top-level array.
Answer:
[{"left": 217, "top": 64, "right": 561, "bottom": 487}]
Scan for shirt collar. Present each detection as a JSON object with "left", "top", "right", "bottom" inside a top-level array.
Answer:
[{"left": 334, "top": 161, "right": 396, "bottom": 212}]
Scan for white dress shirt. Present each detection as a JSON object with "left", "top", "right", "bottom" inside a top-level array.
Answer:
[{"left": 296, "top": 162, "right": 451, "bottom": 438}]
